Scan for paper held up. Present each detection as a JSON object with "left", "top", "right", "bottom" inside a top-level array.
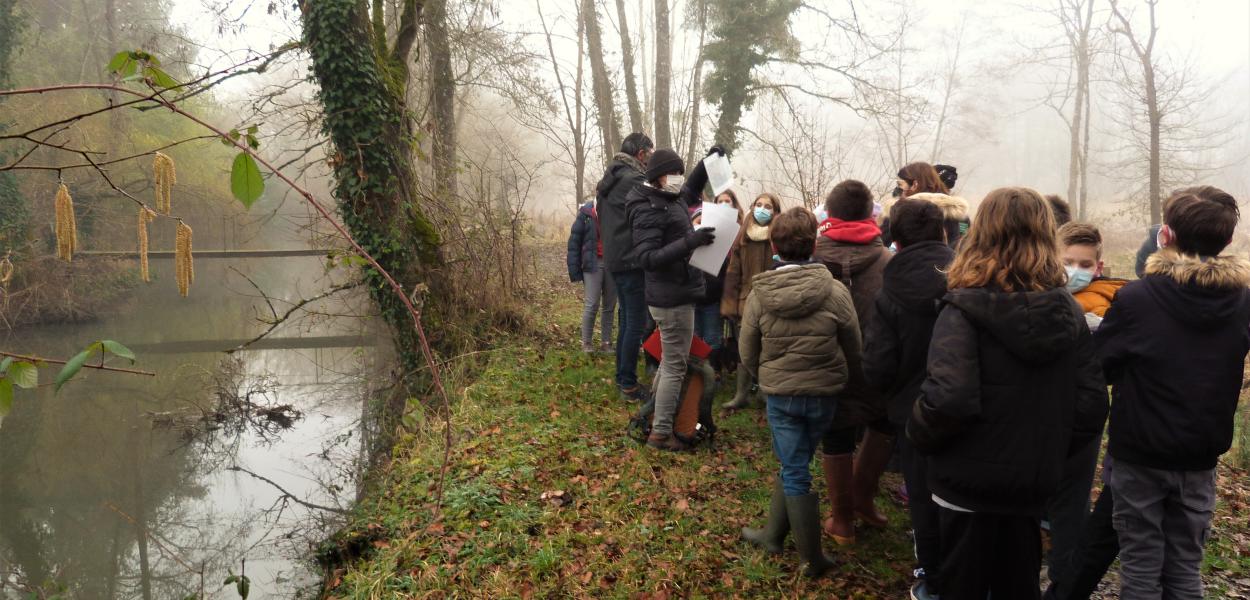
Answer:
[
  {"left": 689, "top": 202, "right": 741, "bottom": 276},
  {"left": 703, "top": 152, "right": 735, "bottom": 196}
]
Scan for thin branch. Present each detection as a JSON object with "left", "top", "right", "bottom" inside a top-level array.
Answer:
[
  {"left": 226, "top": 466, "right": 349, "bottom": 514},
  {"left": 0, "top": 350, "right": 156, "bottom": 376},
  {"left": 227, "top": 280, "right": 361, "bottom": 354}
]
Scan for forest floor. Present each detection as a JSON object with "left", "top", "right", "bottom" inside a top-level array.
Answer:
[{"left": 318, "top": 246, "right": 1250, "bottom": 599}]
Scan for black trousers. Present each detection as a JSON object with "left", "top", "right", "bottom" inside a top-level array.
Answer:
[
  {"left": 1046, "top": 437, "right": 1102, "bottom": 587},
  {"left": 900, "top": 437, "right": 942, "bottom": 591},
  {"left": 939, "top": 508, "right": 1042, "bottom": 600},
  {"left": 1043, "top": 485, "right": 1119, "bottom": 600}
]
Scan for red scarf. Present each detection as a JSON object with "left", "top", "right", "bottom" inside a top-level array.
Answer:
[
  {"left": 592, "top": 206, "right": 604, "bottom": 257},
  {"left": 818, "top": 218, "right": 881, "bottom": 244}
]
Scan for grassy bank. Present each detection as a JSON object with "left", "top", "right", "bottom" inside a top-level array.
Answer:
[{"left": 319, "top": 258, "right": 1250, "bottom": 599}]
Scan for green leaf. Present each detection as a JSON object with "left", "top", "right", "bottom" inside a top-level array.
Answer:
[
  {"left": 247, "top": 124, "right": 259, "bottom": 135},
  {"left": 230, "top": 153, "right": 264, "bottom": 209},
  {"left": 101, "top": 340, "right": 136, "bottom": 363},
  {"left": 0, "top": 357, "right": 12, "bottom": 373},
  {"left": 8, "top": 362, "right": 36, "bottom": 389},
  {"left": 107, "top": 51, "right": 130, "bottom": 73},
  {"left": 55, "top": 348, "right": 94, "bottom": 393},
  {"left": 237, "top": 576, "right": 250, "bottom": 599},
  {"left": 0, "top": 378, "right": 11, "bottom": 417},
  {"left": 147, "top": 66, "right": 180, "bottom": 89}
]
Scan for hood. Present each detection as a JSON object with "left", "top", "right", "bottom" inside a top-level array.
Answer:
[
  {"left": 815, "top": 236, "right": 888, "bottom": 277},
  {"left": 818, "top": 217, "right": 882, "bottom": 245},
  {"left": 1142, "top": 250, "right": 1250, "bottom": 329},
  {"left": 1080, "top": 278, "right": 1126, "bottom": 303},
  {"left": 882, "top": 241, "right": 954, "bottom": 313},
  {"left": 597, "top": 152, "right": 646, "bottom": 195},
  {"left": 944, "top": 287, "right": 1082, "bottom": 363},
  {"left": 751, "top": 263, "right": 832, "bottom": 319},
  {"left": 579, "top": 202, "right": 595, "bottom": 217},
  {"left": 908, "top": 193, "right": 970, "bottom": 221}
]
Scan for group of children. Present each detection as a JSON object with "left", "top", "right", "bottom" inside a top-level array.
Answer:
[{"left": 569, "top": 135, "right": 1250, "bottom": 599}]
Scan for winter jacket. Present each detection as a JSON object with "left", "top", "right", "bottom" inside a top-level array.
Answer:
[
  {"left": 907, "top": 287, "right": 1109, "bottom": 516},
  {"left": 813, "top": 231, "right": 892, "bottom": 427},
  {"left": 862, "top": 241, "right": 956, "bottom": 426},
  {"left": 1134, "top": 224, "right": 1162, "bottom": 278},
  {"left": 740, "top": 263, "right": 862, "bottom": 396},
  {"left": 625, "top": 160, "right": 711, "bottom": 308},
  {"left": 1098, "top": 250, "right": 1250, "bottom": 471},
  {"left": 907, "top": 193, "right": 972, "bottom": 250},
  {"left": 566, "top": 202, "right": 601, "bottom": 282},
  {"left": 1073, "top": 278, "right": 1128, "bottom": 317},
  {"left": 596, "top": 153, "right": 647, "bottom": 273},
  {"left": 721, "top": 226, "right": 773, "bottom": 318},
  {"left": 701, "top": 260, "right": 728, "bottom": 306}
]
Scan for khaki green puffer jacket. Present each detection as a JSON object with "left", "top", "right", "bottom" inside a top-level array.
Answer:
[{"left": 739, "top": 263, "right": 862, "bottom": 397}]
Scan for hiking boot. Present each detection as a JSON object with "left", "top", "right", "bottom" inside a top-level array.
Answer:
[
  {"left": 786, "top": 492, "right": 836, "bottom": 578},
  {"left": 646, "top": 432, "right": 690, "bottom": 452},
  {"left": 722, "top": 369, "right": 753, "bottom": 410},
  {"left": 821, "top": 452, "right": 856, "bottom": 545},
  {"left": 852, "top": 429, "right": 893, "bottom": 528},
  {"left": 742, "top": 479, "right": 790, "bottom": 554},
  {"left": 619, "top": 385, "right": 648, "bottom": 403},
  {"left": 910, "top": 580, "right": 940, "bottom": 600}
]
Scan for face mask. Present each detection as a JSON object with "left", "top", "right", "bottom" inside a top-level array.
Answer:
[
  {"left": 753, "top": 207, "right": 773, "bottom": 225},
  {"left": 1065, "top": 265, "right": 1094, "bottom": 293},
  {"left": 663, "top": 175, "right": 685, "bottom": 193}
]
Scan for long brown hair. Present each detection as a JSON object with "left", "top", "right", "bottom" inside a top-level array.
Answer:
[
  {"left": 946, "top": 187, "right": 1067, "bottom": 292},
  {"left": 899, "top": 162, "right": 950, "bottom": 196}
]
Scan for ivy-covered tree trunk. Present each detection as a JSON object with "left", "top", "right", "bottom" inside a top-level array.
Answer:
[
  {"left": 301, "top": 0, "right": 442, "bottom": 386},
  {"left": 0, "top": 0, "right": 26, "bottom": 253}
]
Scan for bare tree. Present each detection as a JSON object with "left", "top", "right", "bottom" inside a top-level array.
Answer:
[
  {"left": 1108, "top": 0, "right": 1161, "bottom": 222},
  {"left": 614, "top": 0, "right": 644, "bottom": 133},
  {"left": 683, "top": 0, "right": 709, "bottom": 167},
  {"left": 535, "top": 1, "right": 591, "bottom": 204},
  {"left": 653, "top": 0, "right": 673, "bottom": 148},
  {"left": 1062, "top": 0, "right": 1097, "bottom": 220},
  {"left": 582, "top": 0, "right": 621, "bottom": 155},
  {"left": 425, "top": 0, "right": 458, "bottom": 198}
]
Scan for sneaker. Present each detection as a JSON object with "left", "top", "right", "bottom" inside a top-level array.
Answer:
[
  {"left": 910, "top": 580, "right": 940, "bottom": 600},
  {"left": 619, "top": 385, "right": 648, "bottom": 403},
  {"left": 646, "top": 432, "right": 690, "bottom": 452}
]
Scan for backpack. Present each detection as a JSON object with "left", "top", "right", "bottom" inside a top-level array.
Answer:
[{"left": 626, "top": 332, "right": 718, "bottom": 448}]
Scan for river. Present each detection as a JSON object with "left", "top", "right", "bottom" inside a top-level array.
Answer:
[{"left": 0, "top": 251, "right": 383, "bottom": 599}]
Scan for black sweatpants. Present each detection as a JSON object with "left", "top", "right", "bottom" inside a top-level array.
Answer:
[
  {"left": 1043, "top": 485, "right": 1119, "bottom": 600},
  {"left": 900, "top": 436, "right": 942, "bottom": 591},
  {"left": 939, "top": 508, "right": 1042, "bottom": 600}
]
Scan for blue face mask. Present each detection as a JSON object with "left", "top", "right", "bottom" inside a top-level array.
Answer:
[
  {"left": 753, "top": 207, "right": 773, "bottom": 225},
  {"left": 1065, "top": 265, "right": 1094, "bottom": 293}
]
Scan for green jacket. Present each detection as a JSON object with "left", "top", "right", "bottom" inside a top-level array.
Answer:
[{"left": 739, "top": 263, "right": 862, "bottom": 397}]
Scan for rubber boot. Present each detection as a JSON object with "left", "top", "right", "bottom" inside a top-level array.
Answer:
[
  {"left": 852, "top": 428, "right": 894, "bottom": 528},
  {"left": 742, "top": 479, "right": 790, "bottom": 554},
  {"left": 786, "top": 493, "right": 836, "bottom": 578},
  {"left": 722, "top": 367, "right": 753, "bottom": 410},
  {"left": 821, "top": 453, "right": 856, "bottom": 545}
]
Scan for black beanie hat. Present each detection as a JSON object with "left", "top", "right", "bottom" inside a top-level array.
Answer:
[
  {"left": 935, "top": 164, "right": 958, "bottom": 190},
  {"left": 646, "top": 149, "right": 685, "bottom": 183}
]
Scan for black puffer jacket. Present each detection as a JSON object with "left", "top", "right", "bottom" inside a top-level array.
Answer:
[
  {"left": 863, "top": 241, "right": 955, "bottom": 426},
  {"left": 566, "top": 202, "right": 600, "bottom": 282},
  {"left": 907, "top": 287, "right": 1108, "bottom": 515},
  {"left": 1100, "top": 250, "right": 1250, "bottom": 471},
  {"left": 596, "top": 153, "right": 647, "bottom": 273},
  {"left": 625, "top": 162, "right": 710, "bottom": 308}
]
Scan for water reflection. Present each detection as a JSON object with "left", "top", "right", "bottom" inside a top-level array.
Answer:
[{"left": 0, "top": 256, "right": 382, "bottom": 599}]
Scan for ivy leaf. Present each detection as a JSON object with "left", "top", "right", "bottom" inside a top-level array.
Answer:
[
  {"left": 231, "top": 152, "right": 264, "bottom": 209},
  {"left": 0, "top": 378, "right": 11, "bottom": 417},
  {"left": 101, "top": 340, "right": 136, "bottom": 363},
  {"left": 55, "top": 347, "right": 95, "bottom": 393},
  {"left": 8, "top": 362, "right": 36, "bottom": 389}
]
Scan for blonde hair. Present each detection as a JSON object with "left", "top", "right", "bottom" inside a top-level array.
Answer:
[{"left": 947, "top": 187, "right": 1066, "bottom": 292}]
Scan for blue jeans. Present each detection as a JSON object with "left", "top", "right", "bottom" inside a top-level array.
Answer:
[
  {"left": 767, "top": 395, "right": 836, "bottom": 496},
  {"left": 694, "top": 302, "right": 723, "bottom": 350},
  {"left": 613, "top": 269, "right": 647, "bottom": 390}
]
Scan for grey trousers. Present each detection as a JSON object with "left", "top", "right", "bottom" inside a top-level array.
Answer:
[
  {"left": 1110, "top": 457, "right": 1216, "bottom": 600},
  {"left": 581, "top": 269, "right": 616, "bottom": 348},
  {"left": 647, "top": 304, "right": 694, "bottom": 436}
]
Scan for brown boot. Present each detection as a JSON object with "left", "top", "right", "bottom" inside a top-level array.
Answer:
[
  {"left": 646, "top": 432, "right": 690, "bottom": 452},
  {"left": 852, "top": 428, "right": 893, "bottom": 528},
  {"left": 820, "top": 452, "right": 855, "bottom": 545}
]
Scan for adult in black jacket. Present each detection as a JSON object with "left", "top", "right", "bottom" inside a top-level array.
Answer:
[
  {"left": 596, "top": 133, "right": 654, "bottom": 400},
  {"left": 907, "top": 188, "right": 1108, "bottom": 600},
  {"left": 1096, "top": 187, "right": 1250, "bottom": 598},
  {"left": 861, "top": 199, "right": 954, "bottom": 599},
  {"left": 626, "top": 147, "right": 719, "bottom": 451}
]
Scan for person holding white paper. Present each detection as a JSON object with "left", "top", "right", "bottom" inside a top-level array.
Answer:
[
  {"left": 721, "top": 192, "right": 784, "bottom": 410},
  {"left": 625, "top": 146, "right": 725, "bottom": 451}
]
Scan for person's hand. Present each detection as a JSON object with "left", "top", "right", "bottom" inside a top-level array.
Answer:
[
  {"left": 705, "top": 145, "right": 726, "bottom": 157},
  {"left": 685, "top": 227, "right": 716, "bottom": 249}
]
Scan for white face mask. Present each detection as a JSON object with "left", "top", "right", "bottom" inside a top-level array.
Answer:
[{"left": 663, "top": 175, "right": 685, "bottom": 192}]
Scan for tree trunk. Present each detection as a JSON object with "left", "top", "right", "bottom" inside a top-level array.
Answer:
[
  {"left": 684, "top": 0, "right": 708, "bottom": 167},
  {"left": 302, "top": 0, "right": 442, "bottom": 385},
  {"left": 425, "top": 0, "right": 458, "bottom": 198},
  {"left": 1146, "top": 63, "right": 1161, "bottom": 224},
  {"left": 614, "top": 0, "right": 643, "bottom": 134},
  {"left": 653, "top": 0, "right": 672, "bottom": 148},
  {"left": 581, "top": 0, "right": 621, "bottom": 155},
  {"left": 1079, "top": 62, "right": 1092, "bottom": 220}
]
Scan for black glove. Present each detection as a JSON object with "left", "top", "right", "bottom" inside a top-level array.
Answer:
[
  {"left": 685, "top": 227, "right": 716, "bottom": 249},
  {"left": 706, "top": 145, "right": 726, "bottom": 157}
]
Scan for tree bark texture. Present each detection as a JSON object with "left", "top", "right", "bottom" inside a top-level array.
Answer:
[
  {"left": 425, "top": 0, "right": 459, "bottom": 198},
  {"left": 582, "top": 0, "right": 621, "bottom": 155},
  {"left": 653, "top": 0, "right": 672, "bottom": 148},
  {"left": 614, "top": 0, "right": 643, "bottom": 134}
]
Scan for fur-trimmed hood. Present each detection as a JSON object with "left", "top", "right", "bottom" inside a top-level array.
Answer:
[
  {"left": 1145, "top": 249, "right": 1250, "bottom": 290},
  {"left": 907, "top": 192, "right": 970, "bottom": 221}
]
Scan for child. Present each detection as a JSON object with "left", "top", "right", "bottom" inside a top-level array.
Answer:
[
  {"left": 721, "top": 192, "right": 784, "bottom": 409},
  {"left": 739, "top": 207, "right": 862, "bottom": 578},
  {"left": 907, "top": 187, "right": 1108, "bottom": 600},
  {"left": 1058, "top": 222, "right": 1128, "bottom": 330},
  {"left": 1096, "top": 186, "right": 1250, "bottom": 598},
  {"left": 861, "top": 198, "right": 955, "bottom": 599},
  {"left": 566, "top": 200, "right": 616, "bottom": 353}
]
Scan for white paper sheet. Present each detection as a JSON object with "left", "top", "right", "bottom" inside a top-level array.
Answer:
[
  {"left": 703, "top": 152, "right": 735, "bottom": 196},
  {"left": 689, "top": 202, "right": 741, "bottom": 276}
]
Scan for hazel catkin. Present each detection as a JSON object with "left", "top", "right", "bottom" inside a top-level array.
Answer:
[
  {"left": 137, "top": 207, "right": 156, "bottom": 282},
  {"left": 174, "top": 221, "right": 193, "bottom": 296},
  {"left": 54, "top": 183, "right": 78, "bottom": 261},
  {"left": 153, "top": 152, "right": 176, "bottom": 214}
]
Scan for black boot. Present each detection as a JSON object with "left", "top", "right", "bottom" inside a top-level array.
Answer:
[
  {"left": 787, "top": 492, "right": 836, "bottom": 578},
  {"left": 742, "top": 479, "right": 790, "bottom": 554}
]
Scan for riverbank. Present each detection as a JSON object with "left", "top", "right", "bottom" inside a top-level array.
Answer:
[{"left": 318, "top": 254, "right": 1250, "bottom": 599}]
